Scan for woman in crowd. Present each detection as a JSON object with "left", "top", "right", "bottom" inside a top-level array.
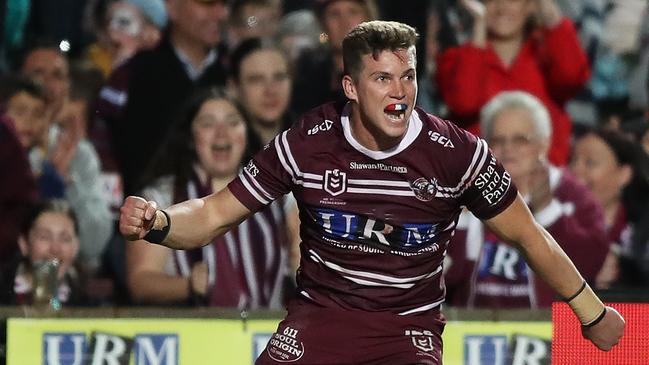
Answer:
[
  {"left": 571, "top": 128, "right": 649, "bottom": 288},
  {"left": 126, "top": 87, "right": 297, "bottom": 308},
  {"left": 445, "top": 91, "right": 609, "bottom": 308},
  {"left": 437, "top": 0, "right": 590, "bottom": 165},
  {"left": 229, "top": 37, "right": 294, "bottom": 154},
  {"left": 0, "top": 199, "right": 87, "bottom": 306}
]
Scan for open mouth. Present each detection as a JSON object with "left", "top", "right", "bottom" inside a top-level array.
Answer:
[
  {"left": 384, "top": 103, "right": 407, "bottom": 122},
  {"left": 211, "top": 143, "right": 232, "bottom": 155}
]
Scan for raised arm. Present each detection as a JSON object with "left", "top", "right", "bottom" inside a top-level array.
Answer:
[
  {"left": 119, "top": 187, "right": 252, "bottom": 249},
  {"left": 485, "top": 194, "right": 625, "bottom": 351}
]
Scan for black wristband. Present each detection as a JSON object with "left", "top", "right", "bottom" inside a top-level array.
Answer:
[
  {"left": 564, "top": 281, "right": 586, "bottom": 302},
  {"left": 582, "top": 308, "right": 607, "bottom": 328},
  {"left": 143, "top": 210, "right": 171, "bottom": 244}
]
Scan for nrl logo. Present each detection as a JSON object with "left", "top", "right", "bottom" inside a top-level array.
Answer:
[
  {"left": 324, "top": 169, "right": 347, "bottom": 196},
  {"left": 410, "top": 177, "right": 438, "bottom": 202},
  {"left": 405, "top": 329, "right": 436, "bottom": 353}
]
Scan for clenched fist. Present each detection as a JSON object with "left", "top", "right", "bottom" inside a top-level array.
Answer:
[
  {"left": 582, "top": 307, "right": 625, "bottom": 351},
  {"left": 119, "top": 196, "right": 159, "bottom": 241}
]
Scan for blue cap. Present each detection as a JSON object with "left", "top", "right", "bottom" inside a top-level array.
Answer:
[{"left": 126, "top": 0, "right": 168, "bottom": 29}]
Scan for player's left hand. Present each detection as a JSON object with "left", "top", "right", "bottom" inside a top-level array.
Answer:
[{"left": 581, "top": 306, "right": 625, "bottom": 351}]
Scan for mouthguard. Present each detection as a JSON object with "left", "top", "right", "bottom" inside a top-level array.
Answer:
[{"left": 385, "top": 103, "right": 407, "bottom": 111}]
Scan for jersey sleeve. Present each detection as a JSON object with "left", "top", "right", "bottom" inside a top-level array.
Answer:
[
  {"left": 456, "top": 132, "right": 518, "bottom": 220},
  {"left": 228, "top": 129, "right": 296, "bottom": 212}
]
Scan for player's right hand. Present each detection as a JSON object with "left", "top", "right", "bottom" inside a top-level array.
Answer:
[
  {"left": 582, "top": 306, "right": 625, "bottom": 351},
  {"left": 119, "top": 196, "right": 158, "bottom": 241}
]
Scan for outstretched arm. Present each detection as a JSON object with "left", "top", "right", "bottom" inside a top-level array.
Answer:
[
  {"left": 485, "top": 194, "right": 625, "bottom": 351},
  {"left": 119, "top": 187, "right": 252, "bottom": 250}
]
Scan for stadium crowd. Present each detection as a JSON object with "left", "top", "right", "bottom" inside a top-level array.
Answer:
[{"left": 0, "top": 0, "right": 647, "bottom": 311}]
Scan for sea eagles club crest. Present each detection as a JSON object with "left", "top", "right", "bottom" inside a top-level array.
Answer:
[
  {"left": 410, "top": 177, "right": 438, "bottom": 201},
  {"left": 324, "top": 169, "right": 347, "bottom": 196}
]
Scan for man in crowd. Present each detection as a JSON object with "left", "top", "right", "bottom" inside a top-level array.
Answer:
[{"left": 97, "top": 0, "right": 229, "bottom": 195}]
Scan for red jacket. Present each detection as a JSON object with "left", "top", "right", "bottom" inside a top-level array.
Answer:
[{"left": 436, "top": 18, "right": 590, "bottom": 165}]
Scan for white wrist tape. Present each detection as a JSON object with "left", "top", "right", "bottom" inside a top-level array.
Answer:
[{"left": 566, "top": 282, "right": 606, "bottom": 326}]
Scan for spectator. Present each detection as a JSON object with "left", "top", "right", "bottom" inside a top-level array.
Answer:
[
  {"left": 556, "top": 1, "right": 649, "bottom": 129},
  {"left": 417, "top": 0, "right": 461, "bottom": 115},
  {"left": 229, "top": 37, "right": 293, "bottom": 153},
  {"left": 0, "top": 75, "right": 51, "bottom": 265},
  {"left": 96, "top": 0, "right": 229, "bottom": 196},
  {"left": 84, "top": 0, "right": 168, "bottom": 78},
  {"left": 437, "top": 0, "right": 590, "bottom": 165},
  {"left": 571, "top": 128, "right": 649, "bottom": 288},
  {"left": 21, "top": 44, "right": 112, "bottom": 268},
  {"left": 227, "top": 0, "right": 281, "bottom": 49},
  {"left": 276, "top": 10, "right": 322, "bottom": 63},
  {"left": 21, "top": 43, "right": 70, "bottom": 126},
  {"left": 127, "top": 88, "right": 295, "bottom": 308},
  {"left": 445, "top": 91, "right": 609, "bottom": 308},
  {"left": 0, "top": 78, "right": 40, "bottom": 264},
  {"left": 0, "top": 199, "right": 89, "bottom": 306},
  {"left": 0, "top": 74, "right": 49, "bottom": 150},
  {"left": 290, "top": 0, "right": 377, "bottom": 116},
  {"left": 555, "top": 0, "right": 609, "bottom": 63}
]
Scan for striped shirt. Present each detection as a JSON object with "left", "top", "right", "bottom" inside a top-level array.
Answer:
[
  {"left": 229, "top": 101, "right": 517, "bottom": 315},
  {"left": 142, "top": 174, "right": 291, "bottom": 309}
]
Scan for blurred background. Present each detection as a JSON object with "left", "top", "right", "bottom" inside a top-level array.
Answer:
[{"left": 0, "top": 0, "right": 648, "bottom": 364}]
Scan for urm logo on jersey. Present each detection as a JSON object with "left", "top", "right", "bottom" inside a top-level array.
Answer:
[{"left": 314, "top": 207, "right": 439, "bottom": 250}]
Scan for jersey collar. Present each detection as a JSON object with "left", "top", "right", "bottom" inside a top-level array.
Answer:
[{"left": 340, "top": 102, "right": 423, "bottom": 160}]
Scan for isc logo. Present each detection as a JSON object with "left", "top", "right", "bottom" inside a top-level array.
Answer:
[
  {"left": 428, "top": 131, "right": 455, "bottom": 148},
  {"left": 307, "top": 119, "right": 334, "bottom": 135},
  {"left": 43, "top": 332, "right": 178, "bottom": 365}
]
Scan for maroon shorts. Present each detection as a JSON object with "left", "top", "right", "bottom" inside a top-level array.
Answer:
[{"left": 256, "top": 299, "right": 445, "bottom": 365}]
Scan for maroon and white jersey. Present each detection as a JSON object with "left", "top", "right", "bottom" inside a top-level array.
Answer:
[
  {"left": 445, "top": 166, "right": 609, "bottom": 308},
  {"left": 228, "top": 102, "right": 517, "bottom": 315}
]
